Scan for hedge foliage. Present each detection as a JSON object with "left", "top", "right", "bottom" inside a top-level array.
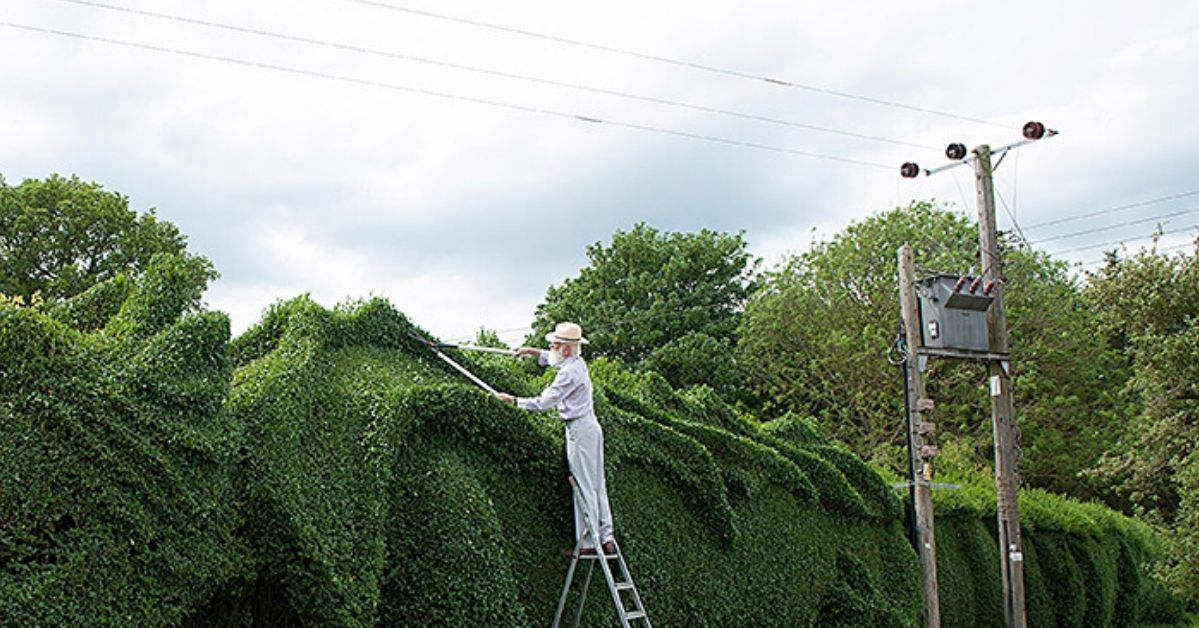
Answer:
[
  {"left": 932, "top": 483, "right": 1188, "bottom": 626},
  {"left": 2, "top": 274, "right": 1187, "bottom": 625},
  {"left": 208, "top": 295, "right": 923, "bottom": 625},
  {"left": 1, "top": 254, "right": 246, "bottom": 625}
]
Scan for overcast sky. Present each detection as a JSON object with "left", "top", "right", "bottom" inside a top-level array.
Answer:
[{"left": 2, "top": 0, "right": 1197, "bottom": 342}]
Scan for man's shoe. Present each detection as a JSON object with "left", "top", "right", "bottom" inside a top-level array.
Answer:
[{"left": 601, "top": 540, "right": 617, "bottom": 555}]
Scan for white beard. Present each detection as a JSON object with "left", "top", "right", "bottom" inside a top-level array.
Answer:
[{"left": 548, "top": 347, "right": 566, "bottom": 366}]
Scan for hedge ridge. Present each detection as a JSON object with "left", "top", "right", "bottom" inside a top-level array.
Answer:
[
  {"left": 212, "top": 295, "right": 923, "bottom": 624},
  {"left": 1, "top": 255, "right": 246, "bottom": 626},
  {"left": 2, "top": 283, "right": 1188, "bottom": 625},
  {"left": 932, "top": 483, "right": 1187, "bottom": 625}
]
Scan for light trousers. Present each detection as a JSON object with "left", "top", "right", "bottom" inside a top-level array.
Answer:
[{"left": 564, "top": 414, "right": 614, "bottom": 547}]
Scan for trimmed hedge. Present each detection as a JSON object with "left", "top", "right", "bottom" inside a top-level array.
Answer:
[
  {"left": 932, "top": 483, "right": 1188, "bottom": 626},
  {"left": 3, "top": 284, "right": 1188, "bottom": 625},
  {"left": 0, "top": 255, "right": 247, "bottom": 625},
  {"left": 205, "top": 296, "right": 923, "bottom": 625}
]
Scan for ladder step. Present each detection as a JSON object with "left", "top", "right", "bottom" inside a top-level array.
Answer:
[
  {"left": 579, "top": 553, "right": 620, "bottom": 561},
  {"left": 553, "top": 484, "right": 649, "bottom": 628}
]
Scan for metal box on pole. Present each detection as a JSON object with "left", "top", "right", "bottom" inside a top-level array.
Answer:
[{"left": 917, "top": 274, "right": 994, "bottom": 353}]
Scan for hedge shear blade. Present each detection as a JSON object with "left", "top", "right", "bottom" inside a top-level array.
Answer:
[
  {"left": 407, "top": 331, "right": 516, "bottom": 356},
  {"left": 407, "top": 331, "right": 501, "bottom": 396}
]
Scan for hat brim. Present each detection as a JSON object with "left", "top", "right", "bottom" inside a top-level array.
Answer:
[{"left": 545, "top": 332, "right": 589, "bottom": 345}]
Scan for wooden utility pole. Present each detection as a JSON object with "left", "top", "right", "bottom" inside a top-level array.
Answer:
[
  {"left": 973, "top": 145, "right": 1027, "bottom": 628},
  {"left": 898, "top": 244, "right": 941, "bottom": 628}
]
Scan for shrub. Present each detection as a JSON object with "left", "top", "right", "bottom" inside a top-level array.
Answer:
[
  {"left": 0, "top": 255, "right": 246, "bottom": 626},
  {"left": 207, "top": 296, "right": 922, "bottom": 625},
  {"left": 931, "top": 484, "right": 1187, "bottom": 626},
  {"left": 4, "top": 286, "right": 1187, "bottom": 626}
]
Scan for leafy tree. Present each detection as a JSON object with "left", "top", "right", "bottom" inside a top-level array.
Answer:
[
  {"left": 530, "top": 223, "right": 758, "bottom": 368},
  {"left": 1086, "top": 242, "right": 1199, "bottom": 600},
  {"left": 0, "top": 174, "right": 193, "bottom": 302},
  {"left": 642, "top": 331, "right": 743, "bottom": 399},
  {"left": 738, "top": 201, "right": 1127, "bottom": 501}
]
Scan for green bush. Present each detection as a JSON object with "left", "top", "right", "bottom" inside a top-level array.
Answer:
[
  {"left": 643, "top": 330, "right": 744, "bottom": 400},
  {"left": 932, "top": 484, "right": 1187, "bottom": 626},
  {"left": 3, "top": 284, "right": 1188, "bottom": 626},
  {"left": 0, "top": 254, "right": 246, "bottom": 625},
  {"left": 207, "top": 296, "right": 923, "bottom": 625}
]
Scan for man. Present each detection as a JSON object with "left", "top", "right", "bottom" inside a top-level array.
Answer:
[{"left": 495, "top": 322, "right": 616, "bottom": 557}]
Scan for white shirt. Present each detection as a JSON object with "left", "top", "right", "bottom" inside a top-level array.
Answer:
[{"left": 517, "top": 350, "right": 595, "bottom": 421}]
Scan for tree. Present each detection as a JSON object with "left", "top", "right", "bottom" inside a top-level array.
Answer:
[
  {"left": 642, "top": 330, "right": 742, "bottom": 398},
  {"left": 0, "top": 174, "right": 193, "bottom": 302},
  {"left": 1086, "top": 241, "right": 1199, "bottom": 601},
  {"left": 738, "top": 201, "right": 1127, "bottom": 501},
  {"left": 530, "top": 223, "right": 758, "bottom": 366}
]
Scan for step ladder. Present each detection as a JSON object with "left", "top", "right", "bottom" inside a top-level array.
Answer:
[{"left": 551, "top": 476, "right": 651, "bottom": 628}]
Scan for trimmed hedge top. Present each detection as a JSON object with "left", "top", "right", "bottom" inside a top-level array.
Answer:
[
  {"left": 215, "top": 294, "right": 922, "bottom": 625},
  {"left": 1, "top": 255, "right": 246, "bottom": 626},
  {"left": 2, "top": 281, "right": 1186, "bottom": 626}
]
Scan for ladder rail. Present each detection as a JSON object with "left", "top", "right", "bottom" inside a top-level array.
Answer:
[
  {"left": 610, "top": 539, "right": 649, "bottom": 620},
  {"left": 551, "top": 476, "right": 652, "bottom": 627},
  {"left": 551, "top": 533, "right": 584, "bottom": 628},
  {"left": 570, "top": 562, "right": 594, "bottom": 628}
]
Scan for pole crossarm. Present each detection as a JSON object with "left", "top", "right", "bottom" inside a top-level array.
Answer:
[
  {"left": 898, "top": 123, "right": 1057, "bottom": 179},
  {"left": 923, "top": 138, "right": 1035, "bottom": 176}
]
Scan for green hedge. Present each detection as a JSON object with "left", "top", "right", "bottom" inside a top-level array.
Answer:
[
  {"left": 0, "top": 255, "right": 247, "bottom": 625},
  {"left": 205, "top": 296, "right": 923, "bottom": 625},
  {"left": 3, "top": 283, "right": 1187, "bottom": 625},
  {"left": 932, "top": 483, "right": 1187, "bottom": 626}
]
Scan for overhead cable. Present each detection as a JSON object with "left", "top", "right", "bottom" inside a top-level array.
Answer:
[
  {"left": 1048, "top": 223, "right": 1199, "bottom": 256},
  {"left": 1079, "top": 240, "right": 1196, "bottom": 268},
  {"left": 995, "top": 188, "right": 1029, "bottom": 247},
  {"left": 1023, "top": 189, "right": 1199, "bottom": 231},
  {"left": 1027, "top": 206, "right": 1199, "bottom": 245},
  {"left": 448, "top": 298, "right": 741, "bottom": 345},
  {"left": 50, "top": 0, "right": 935, "bottom": 150},
  {"left": 0, "top": 21, "right": 892, "bottom": 170},
  {"left": 336, "top": 0, "right": 1010, "bottom": 129}
]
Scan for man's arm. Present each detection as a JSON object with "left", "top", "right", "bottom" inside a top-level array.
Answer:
[
  {"left": 515, "top": 368, "right": 576, "bottom": 412},
  {"left": 495, "top": 348, "right": 552, "bottom": 405},
  {"left": 513, "top": 347, "right": 550, "bottom": 366}
]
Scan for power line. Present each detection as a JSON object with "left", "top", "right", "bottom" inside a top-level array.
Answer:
[
  {"left": 336, "top": 0, "right": 1010, "bottom": 129},
  {"left": 447, "top": 325, "right": 533, "bottom": 344},
  {"left": 1050, "top": 224, "right": 1199, "bottom": 256},
  {"left": 1027, "top": 206, "right": 1199, "bottom": 245},
  {"left": 949, "top": 168, "right": 974, "bottom": 217},
  {"left": 1079, "top": 240, "right": 1196, "bottom": 268},
  {"left": 0, "top": 21, "right": 892, "bottom": 170},
  {"left": 995, "top": 188, "right": 1029, "bottom": 247},
  {"left": 1022, "top": 189, "right": 1199, "bottom": 231},
  {"left": 50, "top": 0, "right": 936, "bottom": 151},
  {"left": 446, "top": 297, "right": 742, "bottom": 345}
]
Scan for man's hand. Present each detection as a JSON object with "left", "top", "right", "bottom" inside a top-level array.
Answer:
[
  {"left": 513, "top": 347, "right": 541, "bottom": 358},
  {"left": 495, "top": 392, "right": 516, "bottom": 405}
]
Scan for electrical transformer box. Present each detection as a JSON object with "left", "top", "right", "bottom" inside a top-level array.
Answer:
[{"left": 917, "top": 274, "right": 994, "bottom": 352}]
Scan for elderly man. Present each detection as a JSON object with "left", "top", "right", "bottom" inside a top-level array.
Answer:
[{"left": 495, "top": 322, "right": 615, "bottom": 556}]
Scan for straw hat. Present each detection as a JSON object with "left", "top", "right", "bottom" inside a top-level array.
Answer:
[{"left": 545, "top": 321, "right": 589, "bottom": 345}]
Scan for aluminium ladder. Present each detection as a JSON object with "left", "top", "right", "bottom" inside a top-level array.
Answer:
[{"left": 551, "top": 477, "right": 651, "bottom": 628}]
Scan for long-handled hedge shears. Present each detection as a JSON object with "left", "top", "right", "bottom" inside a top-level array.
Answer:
[{"left": 407, "top": 331, "right": 512, "bottom": 395}]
